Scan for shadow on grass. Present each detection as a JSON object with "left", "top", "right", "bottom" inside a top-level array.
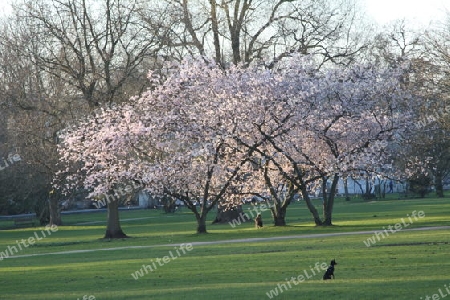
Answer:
[
  {"left": 377, "top": 241, "right": 449, "bottom": 247},
  {"left": 29, "top": 241, "right": 92, "bottom": 247}
]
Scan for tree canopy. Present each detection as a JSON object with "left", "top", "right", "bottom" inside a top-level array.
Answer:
[{"left": 57, "top": 55, "right": 413, "bottom": 232}]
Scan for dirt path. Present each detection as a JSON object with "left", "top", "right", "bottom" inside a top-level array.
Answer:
[{"left": 4, "top": 226, "right": 449, "bottom": 260}]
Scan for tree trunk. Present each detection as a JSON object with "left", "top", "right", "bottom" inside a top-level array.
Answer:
[
  {"left": 323, "top": 174, "right": 339, "bottom": 226},
  {"left": 270, "top": 205, "right": 287, "bottom": 226},
  {"left": 104, "top": 200, "right": 128, "bottom": 239},
  {"left": 363, "top": 177, "right": 373, "bottom": 199},
  {"left": 300, "top": 186, "right": 323, "bottom": 226},
  {"left": 196, "top": 214, "right": 208, "bottom": 234},
  {"left": 267, "top": 184, "right": 297, "bottom": 227},
  {"left": 435, "top": 171, "right": 444, "bottom": 198},
  {"left": 209, "top": 0, "right": 222, "bottom": 65},
  {"left": 231, "top": 35, "right": 241, "bottom": 64},
  {"left": 273, "top": 212, "right": 286, "bottom": 226},
  {"left": 343, "top": 176, "right": 350, "bottom": 201},
  {"left": 322, "top": 178, "right": 328, "bottom": 222},
  {"left": 48, "top": 194, "right": 62, "bottom": 226}
]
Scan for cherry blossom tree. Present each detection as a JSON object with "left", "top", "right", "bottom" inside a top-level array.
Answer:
[
  {"left": 57, "top": 55, "right": 413, "bottom": 233},
  {"left": 295, "top": 64, "right": 413, "bottom": 225},
  {"left": 57, "top": 57, "right": 284, "bottom": 234},
  {"left": 235, "top": 59, "right": 413, "bottom": 226}
]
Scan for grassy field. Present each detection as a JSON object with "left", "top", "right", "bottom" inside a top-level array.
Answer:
[{"left": 0, "top": 196, "right": 449, "bottom": 300}]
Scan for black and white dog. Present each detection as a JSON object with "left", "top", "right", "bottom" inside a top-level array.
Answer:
[{"left": 323, "top": 259, "right": 338, "bottom": 280}]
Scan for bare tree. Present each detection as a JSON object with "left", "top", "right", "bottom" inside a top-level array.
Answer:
[
  {"left": 406, "top": 15, "right": 450, "bottom": 197},
  {"left": 367, "top": 20, "right": 422, "bottom": 68},
  {"left": 0, "top": 12, "right": 77, "bottom": 225},
  {"left": 18, "top": 0, "right": 162, "bottom": 108},
  {"left": 366, "top": 17, "right": 450, "bottom": 198},
  {"left": 2, "top": 0, "right": 166, "bottom": 237},
  {"left": 145, "top": 0, "right": 367, "bottom": 67}
]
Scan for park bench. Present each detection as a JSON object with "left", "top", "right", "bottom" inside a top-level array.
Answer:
[{"left": 13, "top": 216, "right": 36, "bottom": 227}]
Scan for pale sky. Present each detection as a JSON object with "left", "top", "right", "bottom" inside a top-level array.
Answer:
[
  {"left": 0, "top": 0, "right": 448, "bottom": 25},
  {"left": 364, "top": 0, "right": 449, "bottom": 26},
  {"left": 0, "top": 0, "right": 12, "bottom": 17}
]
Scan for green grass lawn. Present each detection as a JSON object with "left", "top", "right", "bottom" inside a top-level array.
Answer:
[{"left": 0, "top": 196, "right": 449, "bottom": 299}]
